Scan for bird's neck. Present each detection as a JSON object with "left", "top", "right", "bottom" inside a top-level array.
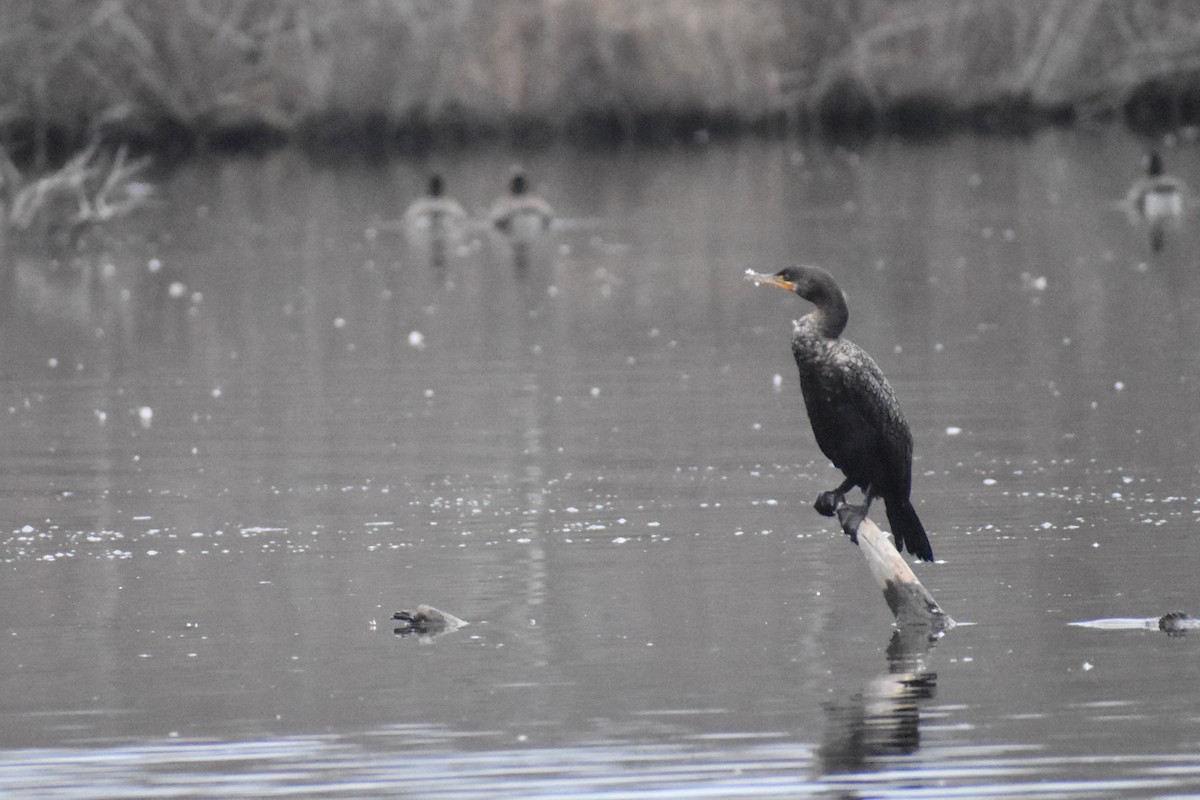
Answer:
[{"left": 804, "top": 292, "right": 848, "bottom": 339}]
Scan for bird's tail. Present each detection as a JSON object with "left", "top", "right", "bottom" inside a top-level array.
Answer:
[{"left": 884, "top": 497, "right": 934, "bottom": 562}]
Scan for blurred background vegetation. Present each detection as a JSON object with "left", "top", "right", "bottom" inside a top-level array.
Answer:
[{"left": 2, "top": 0, "right": 1200, "bottom": 165}]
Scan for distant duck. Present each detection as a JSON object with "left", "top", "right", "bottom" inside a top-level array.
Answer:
[
  {"left": 403, "top": 174, "right": 467, "bottom": 230},
  {"left": 1126, "top": 151, "right": 1186, "bottom": 252},
  {"left": 489, "top": 171, "right": 554, "bottom": 235},
  {"left": 1126, "top": 150, "right": 1185, "bottom": 220}
]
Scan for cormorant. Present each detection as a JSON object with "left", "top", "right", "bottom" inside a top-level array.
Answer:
[
  {"left": 490, "top": 171, "right": 554, "bottom": 235},
  {"left": 403, "top": 174, "right": 467, "bottom": 229},
  {"left": 747, "top": 265, "right": 934, "bottom": 562}
]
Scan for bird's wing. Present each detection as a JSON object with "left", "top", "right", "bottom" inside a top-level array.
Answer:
[{"left": 830, "top": 341, "right": 913, "bottom": 493}]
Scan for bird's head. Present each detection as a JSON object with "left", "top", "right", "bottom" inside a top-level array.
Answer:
[
  {"left": 428, "top": 174, "right": 445, "bottom": 197},
  {"left": 510, "top": 172, "right": 528, "bottom": 196},
  {"left": 744, "top": 265, "right": 848, "bottom": 336},
  {"left": 744, "top": 265, "right": 841, "bottom": 304}
]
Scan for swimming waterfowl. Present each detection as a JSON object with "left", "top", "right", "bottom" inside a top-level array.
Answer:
[
  {"left": 489, "top": 172, "right": 554, "bottom": 235},
  {"left": 746, "top": 265, "right": 934, "bottom": 562},
  {"left": 1125, "top": 151, "right": 1186, "bottom": 252},
  {"left": 1126, "top": 150, "right": 1185, "bottom": 220},
  {"left": 403, "top": 174, "right": 467, "bottom": 229}
]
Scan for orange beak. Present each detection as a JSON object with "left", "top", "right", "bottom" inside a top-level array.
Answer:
[{"left": 743, "top": 270, "right": 795, "bottom": 291}]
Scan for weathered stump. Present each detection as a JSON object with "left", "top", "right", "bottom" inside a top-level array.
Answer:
[{"left": 841, "top": 513, "right": 953, "bottom": 631}]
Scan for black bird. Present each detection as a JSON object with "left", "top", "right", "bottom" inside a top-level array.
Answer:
[{"left": 747, "top": 265, "right": 934, "bottom": 562}]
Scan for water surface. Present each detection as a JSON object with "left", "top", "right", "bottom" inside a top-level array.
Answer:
[{"left": 1, "top": 132, "right": 1199, "bottom": 797}]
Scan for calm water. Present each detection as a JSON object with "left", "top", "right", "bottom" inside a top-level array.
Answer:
[{"left": 1, "top": 131, "right": 1199, "bottom": 798}]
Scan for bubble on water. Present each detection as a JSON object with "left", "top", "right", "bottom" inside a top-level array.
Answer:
[
  {"left": 982, "top": 478, "right": 997, "bottom": 486},
  {"left": 138, "top": 406, "right": 153, "bottom": 428},
  {"left": 945, "top": 426, "right": 962, "bottom": 436},
  {"left": 168, "top": 282, "right": 187, "bottom": 298},
  {"left": 408, "top": 330, "right": 426, "bottom": 350},
  {"left": 590, "top": 387, "right": 600, "bottom": 397},
  {"left": 48, "top": 357, "right": 59, "bottom": 368},
  {"left": 1113, "top": 381, "right": 1124, "bottom": 391},
  {"left": 772, "top": 373, "right": 783, "bottom": 391},
  {"left": 211, "top": 387, "right": 223, "bottom": 399},
  {"left": 148, "top": 258, "right": 162, "bottom": 272},
  {"left": 334, "top": 317, "right": 346, "bottom": 329},
  {"left": 94, "top": 409, "right": 107, "bottom": 424}
]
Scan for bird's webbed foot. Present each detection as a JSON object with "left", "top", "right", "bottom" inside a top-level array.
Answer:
[
  {"left": 835, "top": 503, "right": 868, "bottom": 545},
  {"left": 813, "top": 490, "right": 843, "bottom": 517},
  {"left": 814, "top": 479, "right": 856, "bottom": 517}
]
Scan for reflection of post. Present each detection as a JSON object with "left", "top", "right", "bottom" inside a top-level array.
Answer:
[
  {"left": 818, "top": 579, "right": 944, "bottom": 775},
  {"left": 819, "top": 655, "right": 938, "bottom": 773}
]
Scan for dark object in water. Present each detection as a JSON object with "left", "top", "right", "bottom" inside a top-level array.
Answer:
[
  {"left": 745, "top": 265, "right": 934, "bottom": 562},
  {"left": 1159, "top": 611, "right": 1196, "bottom": 636},
  {"left": 392, "top": 604, "right": 467, "bottom": 638},
  {"left": 1070, "top": 612, "right": 1197, "bottom": 636}
]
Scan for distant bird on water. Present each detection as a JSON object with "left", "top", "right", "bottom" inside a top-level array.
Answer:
[
  {"left": 1125, "top": 150, "right": 1185, "bottom": 252},
  {"left": 489, "top": 171, "right": 554, "bottom": 235},
  {"left": 403, "top": 174, "right": 467, "bottom": 230},
  {"left": 1126, "top": 150, "right": 1185, "bottom": 218},
  {"left": 746, "top": 265, "right": 934, "bottom": 562}
]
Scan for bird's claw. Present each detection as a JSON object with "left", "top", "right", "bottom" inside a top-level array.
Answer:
[
  {"left": 836, "top": 503, "right": 867, "bottom": 544},
  {"left": 813, "top": 491, "right": 842, "bottom": 517}
]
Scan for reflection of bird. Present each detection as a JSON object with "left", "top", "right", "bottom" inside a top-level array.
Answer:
[
  {"left": 747, "top": 265, "right": 933, "bottom": 562},
  {"left": 489, "top": 172, "right": 554, "bottom": 235},
  {"left": 403, "top": 174, "right": 467, "bottom": 229},
  {"left": 1125, "top": 151, "right": 1185, "bottom": 252}
]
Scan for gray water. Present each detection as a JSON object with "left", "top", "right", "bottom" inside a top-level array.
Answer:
[{"left": 1, "top": 131, "right": 1199, "bottom": 798}]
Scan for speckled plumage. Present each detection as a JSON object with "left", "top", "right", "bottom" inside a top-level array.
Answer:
[
  {"left": 756, "top": 264, "right": 933, "bottom": 562},
  {"left": 791, "top": 315, "right": 913, "bottom": 502}
]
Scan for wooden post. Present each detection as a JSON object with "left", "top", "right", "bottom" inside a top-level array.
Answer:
[{"left": 843, "top": 514, "right": 953, "bottom": 630}]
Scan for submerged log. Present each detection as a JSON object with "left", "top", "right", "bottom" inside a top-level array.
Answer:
[
  {"left": 839, "top": 512, "right": 953, "bottom": 630},
  {"left": 1070, "top": 611, "right": 1197, "bottom": 637}
]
